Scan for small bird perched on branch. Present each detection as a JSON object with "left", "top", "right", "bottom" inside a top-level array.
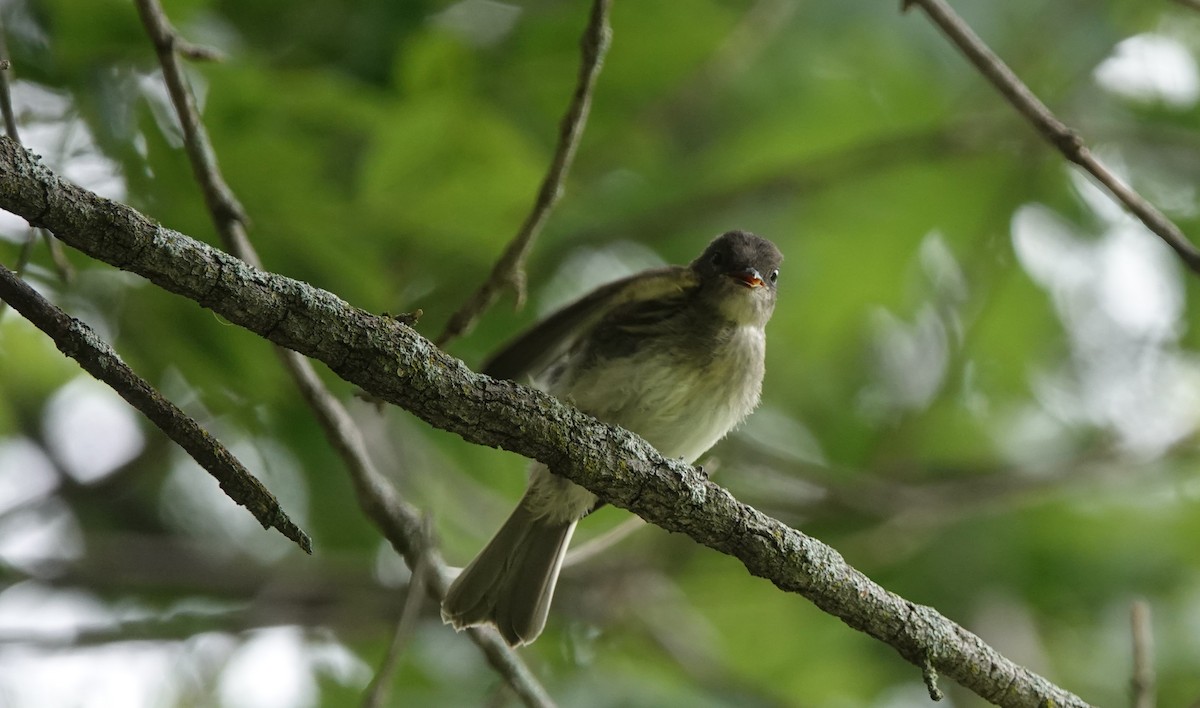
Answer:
[{"left": 442, "top": 230, "right": 783, "bottom": 646}]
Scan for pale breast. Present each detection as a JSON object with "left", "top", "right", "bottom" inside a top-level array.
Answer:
[{"left": 559, "top": 324, "right": 765, "bottom": 463}]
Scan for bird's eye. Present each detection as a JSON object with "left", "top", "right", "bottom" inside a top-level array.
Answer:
[
  {"left": 709, "top": 251, "right": 724, "bottom": 267},
  {"left": 769, "top": 269, "right": 779, "bottom": 284}
]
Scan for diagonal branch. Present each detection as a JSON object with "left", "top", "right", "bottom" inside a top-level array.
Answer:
[
  {"left": 133, "top": 0, "right": 251, "bottom": 252},
  {"left": 437, "top": 0, "right": 612, "bottom": 346},
  {"left": 901, "top": 0, "right": 1200, "bottom": 274},
  {"left": 130, "top": 2, "right": 552, "bottom": 705},
  {"left": 0, "top": 263, "right": 311, "bottom": 553},
  {"left": 0, "top": 138, "right": 1093, "bottom": 708}
]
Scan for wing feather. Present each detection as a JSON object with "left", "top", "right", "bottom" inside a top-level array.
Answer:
[{"left": 482, "top": 265, "right": 694, "bottom": 382}]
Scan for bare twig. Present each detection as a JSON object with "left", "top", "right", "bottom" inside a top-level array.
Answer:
[
  {"left": 132, "top": 2, "right": 553, "bottom": 705},
  {"left": 40, "top": 228, "right": 75, "bottom": 280},
  {"left": 1130, "top": 600, "right": 1154, "bottom": 708},
  {"left": 902, "top": 0, "right": 1200, "bottom": 274},
  {"left": 363, "top": 522, "right": 433, "bottom": 708},
  {"left": 133, "top": 0, "right": 252, "bottom": 254},
  {"left": 563, "top": 516, "right": 645, "bottom": 568},
  {"left": 175, "top": 39, "right": 225, "bottom": 62},
  {"left": 436, "top": 0, "right": 612, "bottom": 346},
  {"left": 0, "top": 264, "right": 312, "bottom": 553},
  {"left": 0, "top": 41, "right": 19, "bottom": 142}
]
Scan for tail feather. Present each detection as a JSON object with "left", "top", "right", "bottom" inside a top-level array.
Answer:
[{"left": 442, "top": 503, "right": 577, "bottom": 646}]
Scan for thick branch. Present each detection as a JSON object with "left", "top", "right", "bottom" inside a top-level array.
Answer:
[
  {"left": 903, "top": 0, "right": 1200, "bottom": 274},
  {"left": 0, "top": 263, "right": 311, "bottom": 553},
  {"left": 0, "top": 138, "right": 1092, "bottom": 708}
]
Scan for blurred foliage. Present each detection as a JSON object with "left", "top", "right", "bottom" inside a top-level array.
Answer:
[{"left": 2, "top": 0, "right": 1200, "bottom": 706}]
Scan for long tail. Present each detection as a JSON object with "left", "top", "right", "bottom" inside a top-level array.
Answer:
[{"left": 441, "top": 503, "right": 577, "bottom": 646}]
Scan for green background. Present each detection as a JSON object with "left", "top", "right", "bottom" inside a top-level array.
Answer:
[{"left": 1, "top": 0, "right": 1199, "bottom": 705}]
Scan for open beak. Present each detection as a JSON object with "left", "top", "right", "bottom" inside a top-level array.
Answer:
[{"left": 728, "top": 267, "right": 765, "bottom": 289}]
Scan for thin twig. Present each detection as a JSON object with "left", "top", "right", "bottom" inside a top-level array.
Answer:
[
  {"left": 132, "top": 2, "right": 554, "bottom": 705},
  {"left": 363, "top": 521, "right": 433, "bottom": 708},
  {"left": 133, "top": 0, "right": 252, "bottom": 254},
  {"left": 0, "top": 264, "right": 312, "bottom": 553},
  {"left": 436, "top": 0, "right": 612, "bottom": 346},
  {"left": 175, "top": 38, "right": 225, "bottom": 62},
  {"left": 0, "top": 34, "right": 19, "bottom": 142},
  {"left": 40, "top": 228, "right": 75, "bottom": 281},
  {"left": 1130, "top": 600, "right": 1154, "bottom": 708},
  {"left": 903, "top": 0, "right": 1200, "bottom": 274},
  {"left": 563, "top": 516, "right": 644, "bottom": 568}
]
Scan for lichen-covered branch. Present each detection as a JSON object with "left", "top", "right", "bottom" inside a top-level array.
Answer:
[{"left": 0, "top": 137, "right": 1092, "bottom": 708}]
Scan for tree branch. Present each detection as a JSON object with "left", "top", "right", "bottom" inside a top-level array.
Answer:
[
  {"left": 437, "top": 0, "right": 612, "bottom": 346},
  {"left": 364, "top": 523, "right": 431, "bottom": 708},
  {"left": 902, "top": 0, "right": 1200, "bottom": 274},
  {"left": 0, "top": 40, "right": 18, "bottom": 143},
  {"left": 0, "top": 137, "right": 1093, "bottom": 708},
  {"left": 130, "top": 3, "right": 552, "bottom": 704},
  {"left": 0, "top": 263, "right": 311, "bottom": 553},
  {"left": 1130, "top": 600, "right": 1154, "bottom": 708},
  {"left": 133, "top": 0, "right": 251, "bottom": 251}
]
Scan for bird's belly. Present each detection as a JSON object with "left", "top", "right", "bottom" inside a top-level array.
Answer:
[{"left": 562, "top": 327, "right": 764, "bottom": 463}]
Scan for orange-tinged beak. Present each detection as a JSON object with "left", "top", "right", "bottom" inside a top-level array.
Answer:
[{"left": 728, "top": 268, "right": 764, "bottom": 289}]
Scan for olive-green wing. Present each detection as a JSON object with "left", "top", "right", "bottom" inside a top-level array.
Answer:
[{"left": 482, "top": 265, "right": 695, "bottom": 382}]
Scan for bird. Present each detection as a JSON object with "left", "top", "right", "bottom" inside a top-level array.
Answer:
[{"left": 441, "top": 230, "right": 782, "bottom": 646}]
